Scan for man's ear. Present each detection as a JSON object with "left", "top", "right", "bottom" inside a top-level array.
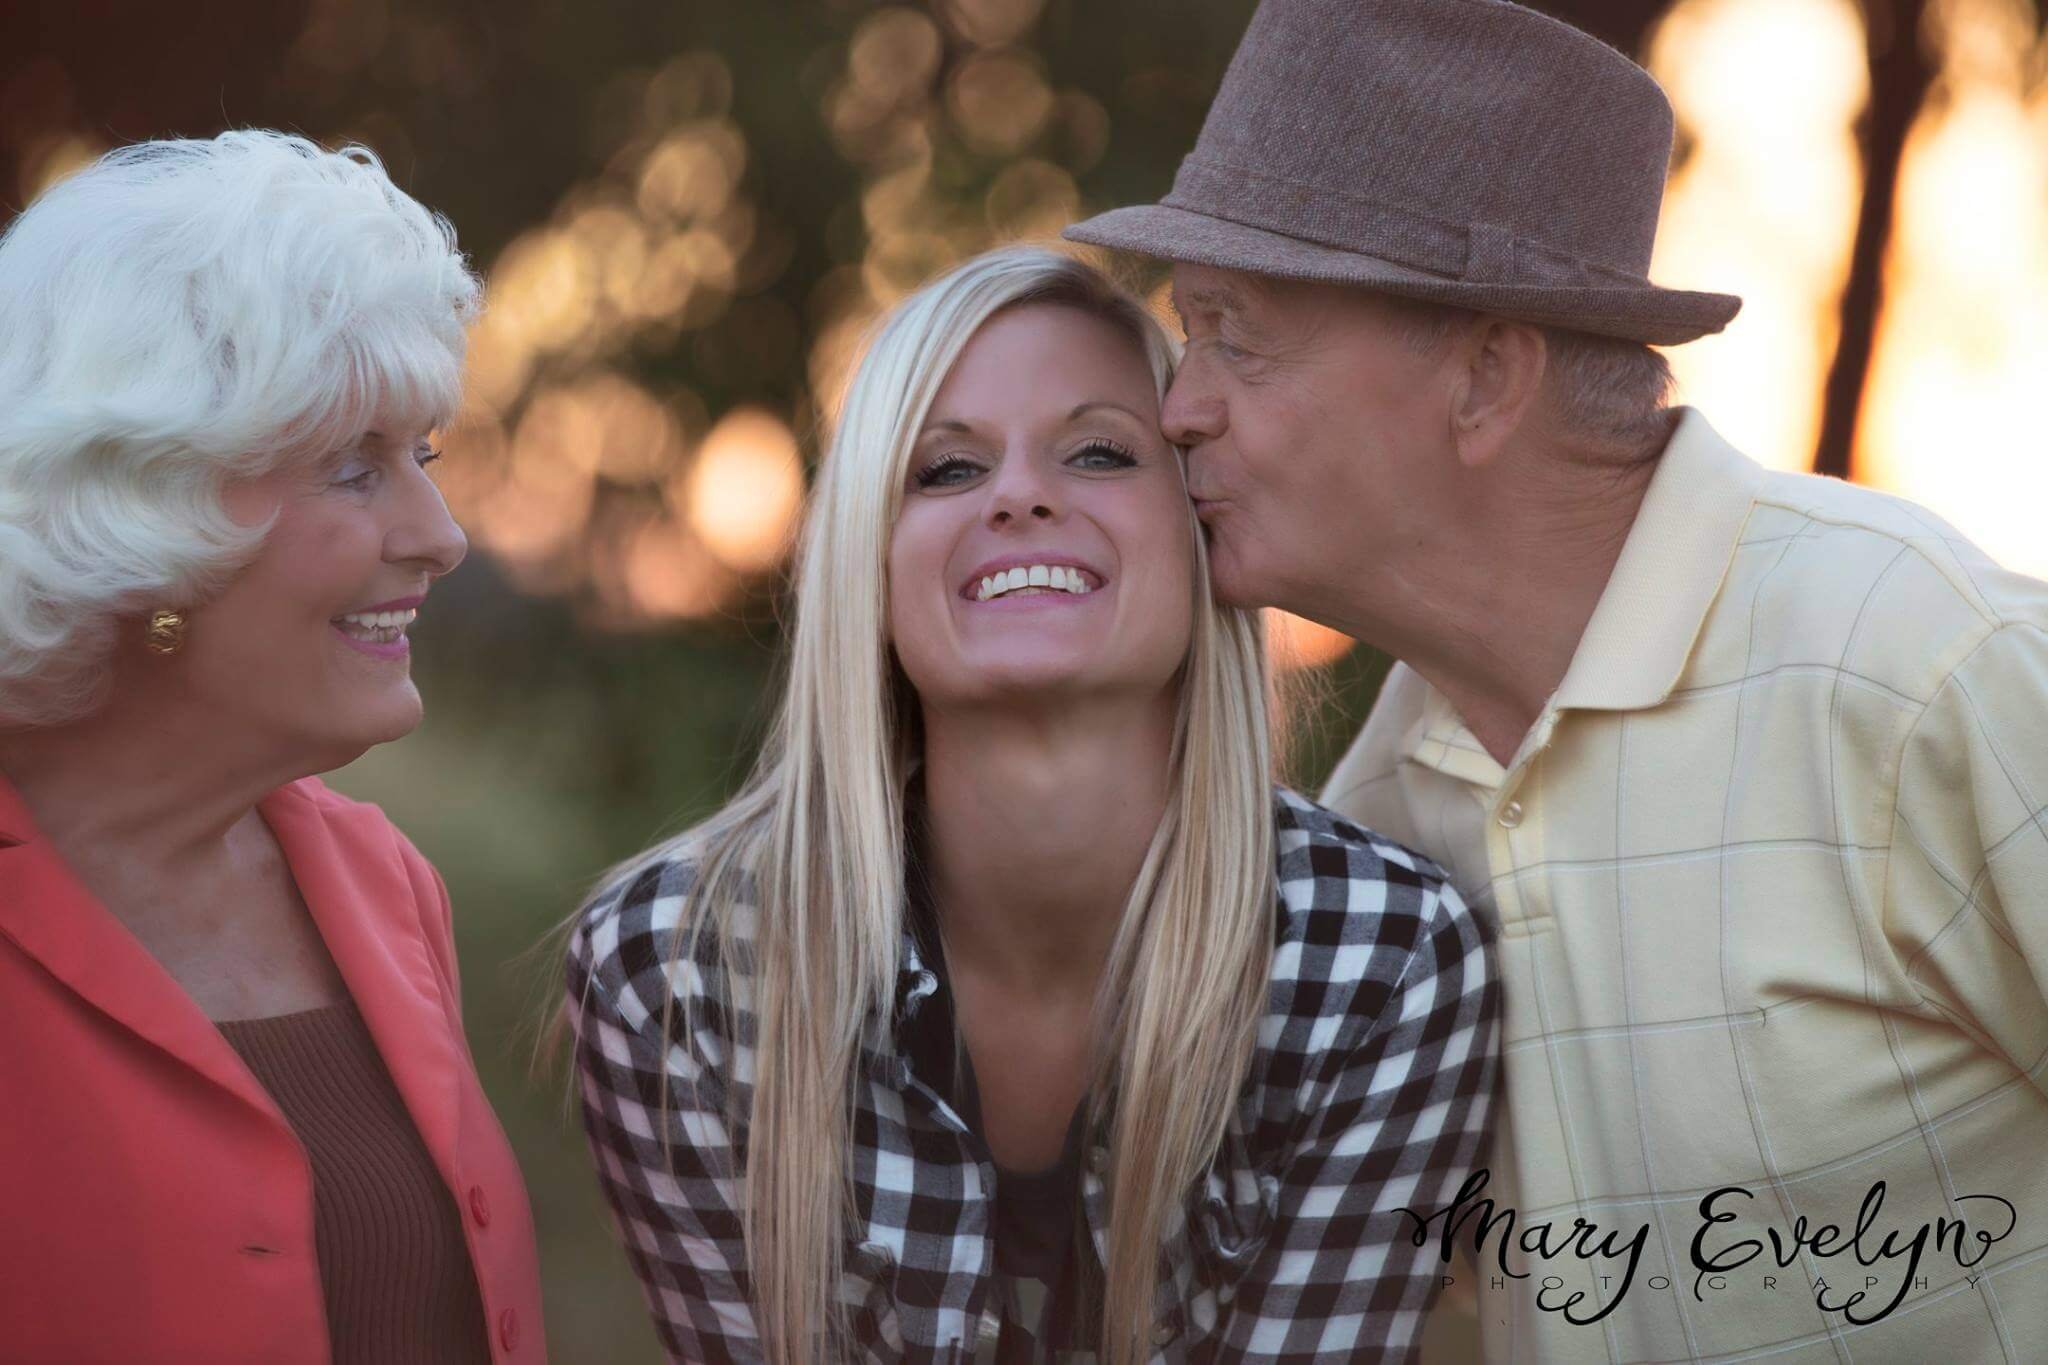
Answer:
[{"left": 1447, "top": 318, "right": 1547, "bottom": 469}]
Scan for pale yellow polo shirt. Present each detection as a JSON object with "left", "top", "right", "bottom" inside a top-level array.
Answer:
[{"left": 1323, "top": 409, "right": 2048, "bottom": 1363}]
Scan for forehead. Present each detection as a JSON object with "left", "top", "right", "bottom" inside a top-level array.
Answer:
[
  {"left": 1171, "top": 263, "right": 1421, "bottom": 348},
  {"left": 927, "top": 302, "right": 1156, "bottom": 417},
  {"left": 1168, "top": 263, "right": 1266, "bottom": 318}
]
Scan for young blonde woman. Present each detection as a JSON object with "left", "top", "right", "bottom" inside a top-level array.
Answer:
[{"left": 563, "top": 247, "right": 1498, "bottom": 1364}]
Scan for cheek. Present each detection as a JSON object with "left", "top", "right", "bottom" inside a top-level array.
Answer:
[
  {"left": 215, "top": 504, "right": 374, "bottom": 624},
  {"left": 883, "top": 510, "right": 952, "bottom": 660},
  {"left": 1117, "top": 484, "right": 1198, "bottom": 619}
]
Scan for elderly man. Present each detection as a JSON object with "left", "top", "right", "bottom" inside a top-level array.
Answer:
[{"left": 1069, "top": 0, "right": 2048, "bottom": 1361}]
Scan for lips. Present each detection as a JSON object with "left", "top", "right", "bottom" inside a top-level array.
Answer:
[
  {"left": 958, "top": 553, "right": 1107, "bottom": 601},
  {"left": 335, "top": 594, "right": 426, "bottom": 618}
]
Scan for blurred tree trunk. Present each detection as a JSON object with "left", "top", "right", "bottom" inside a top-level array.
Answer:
[
  {"left": 1534, "top": 2, "right": 1940, "bottom": 483},
  {"left": 1814, "top": 0, "right": 1934, "bottom": 479},
  {"left": 1529, "top": 1, "right": 1668, "bottom": 55}
]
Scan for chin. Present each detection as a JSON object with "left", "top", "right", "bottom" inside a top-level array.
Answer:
[
  {"left": 1204, "top": 548, "right": 1274, "bottom": 612},
  {"left": 939, "top": 646, "right": 1101, "bottom": 701},
  {"left": 330, "top": 690, "right": 427, "bottom": 754}
]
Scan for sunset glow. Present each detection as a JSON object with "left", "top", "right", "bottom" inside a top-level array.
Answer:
[
  {"left": 1647, "top": 0, "right": 1868, "bottom": 474},
  {"left": 1854, "top": 0, "right": 2048, "bottom": 578}
]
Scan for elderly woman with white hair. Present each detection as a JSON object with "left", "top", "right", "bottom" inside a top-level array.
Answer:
[{"left": 0, "top": 132, "right": 544, "bottom": 1363}]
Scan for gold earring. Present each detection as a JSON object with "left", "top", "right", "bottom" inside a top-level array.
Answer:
[{"left": 145, "top": 608, "right": 188, "bottom": 655}]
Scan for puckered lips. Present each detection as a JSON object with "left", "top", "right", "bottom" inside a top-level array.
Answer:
[
  {"left": 958, "top": 553, "right": 1107, "bottom": 607},
  {"left": 330, "top": 593, "right": 426, "bottom": 661}
]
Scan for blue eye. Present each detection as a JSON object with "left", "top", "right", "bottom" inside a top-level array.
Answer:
[
  {"left": 915, "top": 454, "right": 983, "bottom": 489},
  {"left": 1069, "top": 439, "right": 1137, "bottom": 469}
]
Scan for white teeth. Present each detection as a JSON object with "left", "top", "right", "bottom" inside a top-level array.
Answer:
[
  {"left": 972, "top": 565, "right": 1097, "bottom": 601},
  {"left": 336, "top": 607, "right": 418, "bottom": 630}
]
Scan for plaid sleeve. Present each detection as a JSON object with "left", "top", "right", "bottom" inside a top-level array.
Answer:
[
  {"left": 1219, "top": 839, "right": 1500, "bottom": 1363},
  {"left": 564, "top": 861, "right": 766, "bottom": 1365}
]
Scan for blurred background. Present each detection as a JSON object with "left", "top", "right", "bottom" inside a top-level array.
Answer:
[{"left": 4, "top": 0, "right": 2044, "bottom": 1357}]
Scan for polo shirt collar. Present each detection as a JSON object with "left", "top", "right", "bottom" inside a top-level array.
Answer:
[{"left": 1550, "top": 406, "right": 1767, "bottom": 714}]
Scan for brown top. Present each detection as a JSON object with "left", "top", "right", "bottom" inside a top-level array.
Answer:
[{"left": 216, "top": 1000, "right": 493, "bottom": 1365}]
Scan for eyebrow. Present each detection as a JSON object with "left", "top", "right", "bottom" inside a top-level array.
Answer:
[
  {"left": 918, "top": 401, "right": 1147, "bottom": 437},
  {"left": 1067, "top": 400, "right": 1146, "bottom": 423},
  {"left": 1171, "top": 284, "right": 1248, "bottom": 319}
]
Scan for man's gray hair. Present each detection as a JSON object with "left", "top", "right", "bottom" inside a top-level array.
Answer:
[{"left": 1380, "top": 296, "right": 1675, "bottom": 459}]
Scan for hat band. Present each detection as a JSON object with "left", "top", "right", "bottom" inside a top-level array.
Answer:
[{"left": 1163, "top": 156, "right": 1652, "bottom": 291}]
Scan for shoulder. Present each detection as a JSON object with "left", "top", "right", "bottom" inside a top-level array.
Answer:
[
  {"left": 274, "top": 773, "right": 400, "bottom": 840},
  {"left": 1734, "top": 470, "right": 2048, "bottom": 696},
  {"left": 1268, "top": 786, "right": 1490, "bottom": 1031},
  {"left": 564, "top": 843, "right": 754, "bottom": 1057},
  {"left": 270, "top": 775, "right": 446, "bottom": 909}
]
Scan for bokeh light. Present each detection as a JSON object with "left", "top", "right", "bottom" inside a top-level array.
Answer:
[
  {"left": 681, "top": 407, "right": 805, "bottom": 575},
  {"left": 1268, "top": 611, "right": 1355, "bottom": 672},
  {"left": 1648, "top": 0, "right": 1869, "bottom": 473},
  {"left": 1854, "top": 0, "right": 2048, "bottom": 578}
]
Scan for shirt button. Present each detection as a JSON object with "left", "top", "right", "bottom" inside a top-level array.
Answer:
[
  {"left": 1497, "top": 799, "right": 1524, "bottom": 829},
  {"left": 469, "top": 1185, "right": 492, "bottom": 1228},
  {"left": 1153, "top": 1321, "right": 1176, "bottom": 1346},
  {"left": 498, "top": 1308, "right": 519, "bottom": 1352}
]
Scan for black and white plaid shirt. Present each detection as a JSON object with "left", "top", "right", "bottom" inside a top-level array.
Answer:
[{"left": 566, "top": 787, "right": 1499, "bottom": 1363}]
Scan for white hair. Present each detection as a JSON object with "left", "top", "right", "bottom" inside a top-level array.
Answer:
[
  {"left": 0, "top": 130, "right": 480, "bottom": 727},
  {"left": 1380, "top": 296, "right": 1675, "bottom": 457}
]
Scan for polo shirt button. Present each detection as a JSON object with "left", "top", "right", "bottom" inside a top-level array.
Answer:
[
  {"left": 1497, "top": 799, "right": 1524, "bottom": 829},
  {"left": 498, "top": 1307, "right": 519, "bottom": 1352},
  {"left": 469, "top": 1185, "right": 492, "bottom": 1228}
]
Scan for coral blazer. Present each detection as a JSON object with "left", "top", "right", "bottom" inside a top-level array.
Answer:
[{"left": 0, "top": 774, "right": 546, "bottom": 1364}]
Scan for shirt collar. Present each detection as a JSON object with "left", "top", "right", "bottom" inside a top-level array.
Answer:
[
  {"left": 1549, "top": 406, "right": 1767, "bottom": 714},
  {"left": 1388, "top": 408, "right": 1766, "bottom": 792}
]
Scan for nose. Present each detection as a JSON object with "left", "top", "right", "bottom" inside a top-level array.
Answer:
[
  {"left": 1161, "top": 359, "right": 1227, "bottom": 449},
  {"left": 387, "top": 462, "right": 468, "bottom": 577},
  {"left": 982, "top": 446, "right": 1060, "bottom": 529}
]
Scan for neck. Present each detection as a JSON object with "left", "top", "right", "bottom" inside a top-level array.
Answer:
[
  {"left": 0, "top": 682, "right": 321, "bottom": 874},
  {"left": 918, "top": 686, "right": 1178, "bottom": 1000},
  {"left": 1314, "top": 432, "right": 1663, "bottom": 767}
]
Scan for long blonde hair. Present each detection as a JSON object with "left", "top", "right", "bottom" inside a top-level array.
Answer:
[{"left": 579, "top": 245, "right": 1277, "bottom": 1362}]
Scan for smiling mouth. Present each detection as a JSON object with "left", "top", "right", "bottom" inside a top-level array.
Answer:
[
  {"left": 971, "top": 564, "right": 1102, "bottom": 602},
  {"left": 331, "top": 607, "right": 417, "bottom": 644}
]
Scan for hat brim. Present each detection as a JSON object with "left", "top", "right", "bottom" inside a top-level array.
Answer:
[{"left": 1065, "top": 204, "right": 1741, "bottom": 346}]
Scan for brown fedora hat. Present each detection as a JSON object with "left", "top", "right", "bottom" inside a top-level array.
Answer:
[{"left": 1066, "top": 0, "right": 1740, "bottom": 345}]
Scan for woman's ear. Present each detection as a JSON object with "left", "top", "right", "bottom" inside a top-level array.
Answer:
[{"left": 1447, "top": 318, "right": 1548, "bottom": 469}]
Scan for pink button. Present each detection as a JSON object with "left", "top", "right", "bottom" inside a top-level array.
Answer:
[
  {"left": 469, "top": 1185, "right": 492, "bottom": 1228},
  {"left": 498, "top": 1307, "right": 519, "bottom": 1352}
]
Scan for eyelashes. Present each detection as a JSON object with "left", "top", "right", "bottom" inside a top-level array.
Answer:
[
  {"left": 332, "top": 445, "right": 444, "bottom": 491},
  {"left": 914, "top": 453, "right": 980, "bottom": 489},
  {"left": 911, "top": 439, "right": 1139, "bottom": 489}
]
